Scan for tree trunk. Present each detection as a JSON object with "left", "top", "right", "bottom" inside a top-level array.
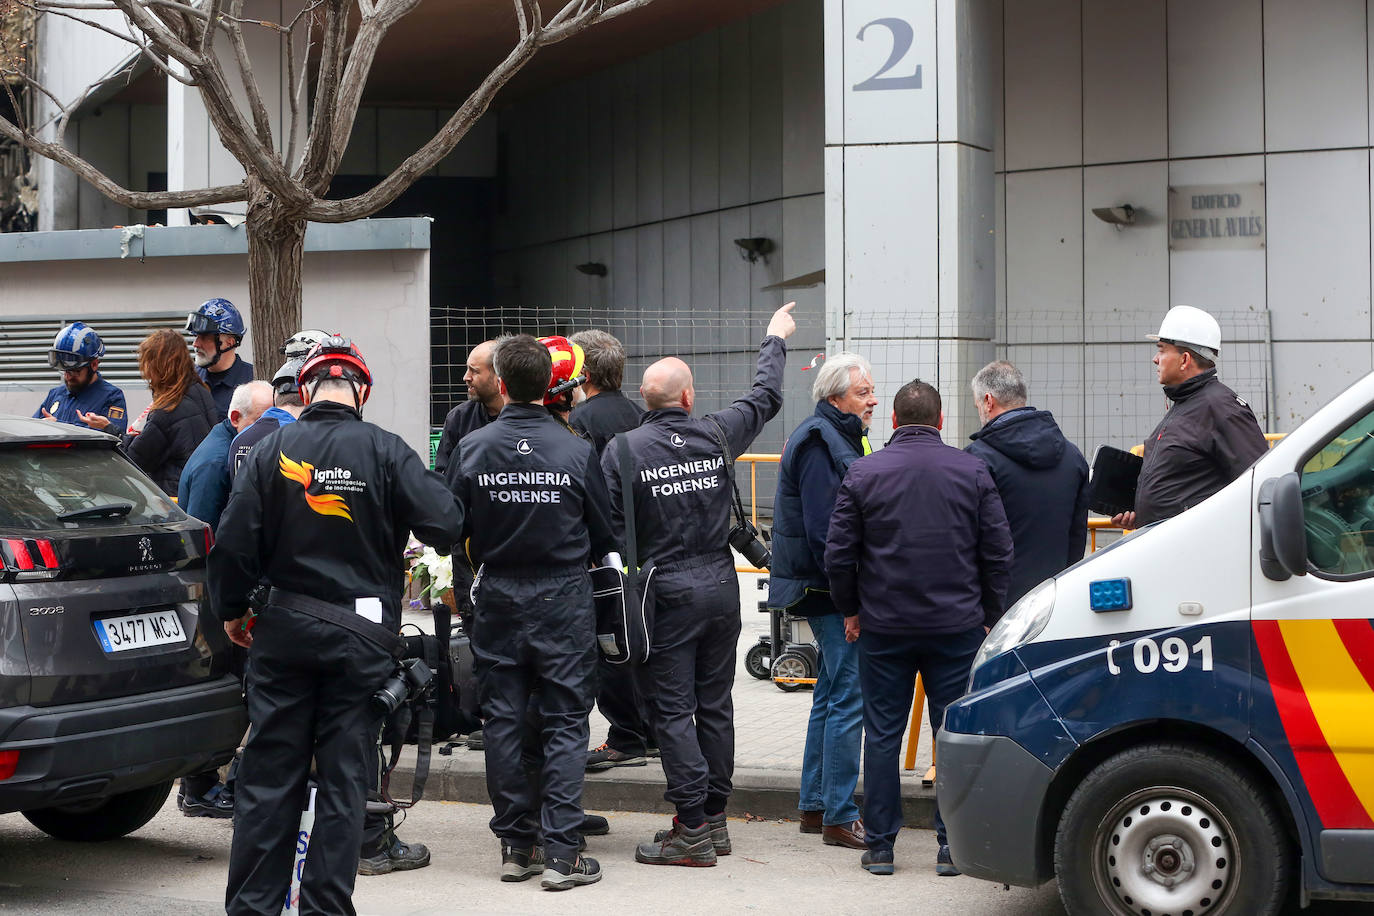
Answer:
[{"left": 244, "top": 178, "right": 307, "bottom": 375}]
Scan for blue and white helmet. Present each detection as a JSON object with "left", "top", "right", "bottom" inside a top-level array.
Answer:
[
  {"left": 185, "top": 298, "right": 246, "bottom": 339},
  {"left": 47, "top": 321, "right": 106, "bottom": 370}
]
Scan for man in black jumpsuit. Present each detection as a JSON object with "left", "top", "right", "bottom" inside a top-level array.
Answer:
[
  {"left": 1110, "top": 306, "right": 1267, "bottom": 528},
  {"left": 613, "top": 302, "right": 796, "bottom": 866},
  {"left": 447, "top": 334, "right": 617, "bottom": 890},
  {"left": 568, "top": 329, "right": 657, "bottom": 771},
  {"left": 210, "top": 338, "right": 463, "bottom": 915}
]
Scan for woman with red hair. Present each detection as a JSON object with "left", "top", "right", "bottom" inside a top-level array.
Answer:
[{"left": 122, "top": 328, "right": 220, "bottom": 495}]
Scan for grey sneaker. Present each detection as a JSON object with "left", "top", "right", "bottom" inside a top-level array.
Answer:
[
  {"left": 541, "top": 854, "right": 602, "bottom": 890},
  {"left": 636, "top": 818, "right": 717, "bottom": 866},
  {"left": 358, "top": 838, "right": 430, "bottom": 876},
  {"left": 500, "top": 842, "right": 545, "bottom": 882},
  {"left": 655, "top": 811, "right": 730, "bottom": 855}
]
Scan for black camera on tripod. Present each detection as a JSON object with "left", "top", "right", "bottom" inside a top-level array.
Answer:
[{"left": 370, "top": 656, "right": 434, "bottom": 718}]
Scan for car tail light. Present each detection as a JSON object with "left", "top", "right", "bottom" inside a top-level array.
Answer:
[
  {"left": 204, "top": 526, "right": 214, "bottom": 554},
  {"left": 2, "top": 538, "right": 34, "bottom": 571},
  {"left": 24, "top": 442, "right": 71, "bottom": 449},
  {"left": 1, "top": 538, "right": 61, "bottom": 580},
  {"left": 0, "top": 750, "right": 18, "bottom": 781}
]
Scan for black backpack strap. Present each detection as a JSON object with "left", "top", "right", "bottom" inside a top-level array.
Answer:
[
  {"left": 267, "top": 588, "right": 405, "bottom": 659},
  {"left": 380, "top": 701, "right": 433, "bottom": 810},
  {"left": 618, "top": 435, "right": 640, "bottom": 579}
]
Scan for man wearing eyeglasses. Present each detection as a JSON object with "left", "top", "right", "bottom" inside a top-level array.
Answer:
[{"left": 35, "top": 321, "right": 128, "bottom": 435}]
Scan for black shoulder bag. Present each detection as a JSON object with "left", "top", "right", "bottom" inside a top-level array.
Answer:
[{"left": 591, "top": 435, "right": 656, "bottom": 664}]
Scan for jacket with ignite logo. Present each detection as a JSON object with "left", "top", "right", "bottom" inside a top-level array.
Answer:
[
  {"left": 208, "top": 400, "right": 463, "bottom": 628},
  {"left": 448, "top": 403, "right": 618, "bottom": 572},
  {"left": 603, "top": 336, "right": 786, "bottom": 569}
]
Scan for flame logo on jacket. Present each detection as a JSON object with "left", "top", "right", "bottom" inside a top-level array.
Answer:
[{"left": 279, "top": 451, "right": 353, "bottom": 522}]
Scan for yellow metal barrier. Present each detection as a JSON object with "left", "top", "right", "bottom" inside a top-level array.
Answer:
[{"left": 734, "top": 453, "right": 779, "bottom": 575}]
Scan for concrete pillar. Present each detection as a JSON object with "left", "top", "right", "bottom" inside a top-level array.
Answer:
[
  {"left": 166, "top": 0, "right": 306, "bottom": 225},
  {"left": 824, "top": 0, "right": 998, "bottom": 444}
]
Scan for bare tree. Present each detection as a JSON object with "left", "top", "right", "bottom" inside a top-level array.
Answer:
[{"left": 0, "top": 0, "right": 656, "bottom": 368}]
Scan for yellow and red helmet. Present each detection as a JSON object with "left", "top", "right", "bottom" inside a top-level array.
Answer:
[{"left": 539, "top": 335, "right": 586, "bottom": 406}]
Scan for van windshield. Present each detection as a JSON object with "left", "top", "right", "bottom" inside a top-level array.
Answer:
[
  {"left": 1303, "top": 412, "right": 1374, "bottom": 473},
  {"left": 0, "top": 444, "right": 186, "bottom": 530}
]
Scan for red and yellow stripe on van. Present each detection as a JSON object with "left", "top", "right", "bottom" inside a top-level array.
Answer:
[{"left": 1253, "top": 619, "right": 1374, "bottom": 829}]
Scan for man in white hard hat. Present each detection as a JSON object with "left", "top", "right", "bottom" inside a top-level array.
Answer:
[{"left": 1111, "top": 305, "right": 1267, "bottom": 528}]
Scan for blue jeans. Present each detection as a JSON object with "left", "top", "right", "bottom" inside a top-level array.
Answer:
[
  {"left": 857, "top": 625, "right": 984, "bottom": 853},
  {"left": 798, "top": 612, "right": 863, "bottom": 826}
]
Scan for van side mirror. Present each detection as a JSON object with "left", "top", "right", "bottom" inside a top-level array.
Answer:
[{"left": 1258, "top": 473, "right": 1307, "bottom": 580}]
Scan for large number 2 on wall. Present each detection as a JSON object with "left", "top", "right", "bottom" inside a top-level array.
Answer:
[{"left": 853, "top": 18, "right": 923, "bottom": 92}]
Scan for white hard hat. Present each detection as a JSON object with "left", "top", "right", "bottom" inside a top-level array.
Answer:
[{"left": 1147, "top": 305, "right": 1222, "bottom": 357}]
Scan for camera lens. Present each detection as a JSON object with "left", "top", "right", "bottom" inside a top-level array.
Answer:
[{"left": 370, "top": 674, "right": 408, "bottom": 717}]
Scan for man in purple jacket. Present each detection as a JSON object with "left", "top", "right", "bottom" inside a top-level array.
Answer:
[{"left": 825, "top": 379, "right": 1012, "bottom": 878}]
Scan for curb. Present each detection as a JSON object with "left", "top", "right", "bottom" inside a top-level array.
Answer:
[{"left": 388, "top": 745, "right": 938, "bottom": 828}]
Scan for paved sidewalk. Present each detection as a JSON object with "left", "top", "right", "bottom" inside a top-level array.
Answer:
[{"left": 397, "top": 568, "right": 939, "bottom": 824}]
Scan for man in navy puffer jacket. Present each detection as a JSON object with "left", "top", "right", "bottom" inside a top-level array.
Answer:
[
  {"left": 966, "top": 361, "right": 1089, "bottom": 606},
  {"left": 768, "top": 353, "right": 874, "bottom": 850}
]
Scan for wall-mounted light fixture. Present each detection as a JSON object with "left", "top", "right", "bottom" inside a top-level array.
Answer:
[
  {"left": 575, "top": 262, "right": 608, "bottom": 276},
  {"left": 1091, "top": 204, "right": 1137, "bottom": 229},
  {"left": 733, "top": 237, "right": 775, "bottom": 263}
]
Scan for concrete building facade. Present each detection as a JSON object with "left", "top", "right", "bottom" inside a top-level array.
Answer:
[{"left": 8, "top": 0, "right": 1374, "bottom": 462}]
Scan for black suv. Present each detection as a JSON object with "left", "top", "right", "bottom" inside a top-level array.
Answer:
[{"left": 0, "top": 415, "right": 247, "bottom": 840}]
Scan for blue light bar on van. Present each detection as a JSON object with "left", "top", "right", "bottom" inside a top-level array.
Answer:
[{"left": 1089, "top": 578, "right": 1132, "bottom": 612}]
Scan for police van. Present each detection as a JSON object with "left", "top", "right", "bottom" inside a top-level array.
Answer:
[{"left": 937, "top": 372, "right": 1374, "bottom": 915}]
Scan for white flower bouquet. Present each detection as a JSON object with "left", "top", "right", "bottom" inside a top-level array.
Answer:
[{"left": 404, "top": 536, "right": 453, "bottom": 609}]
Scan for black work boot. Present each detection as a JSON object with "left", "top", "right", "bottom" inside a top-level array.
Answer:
[
  {"left": 357, "top": 837, "right": 431, "bottom": 876},
  {"left": 636, "top": 817, "right": 717, "bottom": 866},
  {"left": 654, "top": 811, "right": 730, "bottom": 856},
  {"left": 540, "top": 854, "right": 602, "bottom": 890},
  {"left": 500, "top": 842, "right": 545, "bottom": 882}
]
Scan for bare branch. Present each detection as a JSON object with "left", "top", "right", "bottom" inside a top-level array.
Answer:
[
  {"left": 223, "top": 0, "right": 275, "bottom": 149},
  {"left": 296, "top": 0, "right": 348, "bottom": 189},
  {"left": 307, "top": 33, "right": 540, "bottom": 222},
  {"left": 197, "top": 0, "right": 221, "bottom": 55},
  {"left": 588, "top": 0, "right": 653, "bottom": 27},
  {"left": 308, "top": 0, "right": 657, "bottom": 223},
  {"left": 314, "top": 0, "right": 425, "bottom": 184},
  {"left": 0, "top": 113, "right": 246, "bottom": 208},
  {"left": 109, "top": 0, "right": 204, "bottom": 67},
  {"left": 512, "top": 0, "right": 528, "bottom": 38}
]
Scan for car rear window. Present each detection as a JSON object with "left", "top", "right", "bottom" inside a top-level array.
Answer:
[{"left": 0, "top": 444, "right": 187, "bottom": 530}]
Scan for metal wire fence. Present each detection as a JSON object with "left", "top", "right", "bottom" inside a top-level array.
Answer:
[{"left": 430, "top": 305, "right": 1274, "bottom": 519}]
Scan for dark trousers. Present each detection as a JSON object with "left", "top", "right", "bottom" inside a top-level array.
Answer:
[
  {"left": 226, "top": 611, "right": 393, "bottom": 916},
  {"left": 596, "top": 656, "right": 656, "bottom": 755},
  {"left": 471, "top": 571, "right": 596, "bottom": 862},
  {"left": 856, "top": 625, "right": 984, "bottom": 853},
  {"left": 649, "top": 559, "right": 741, "bottom": 827}
]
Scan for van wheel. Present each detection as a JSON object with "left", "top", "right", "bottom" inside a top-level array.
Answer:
[
  {"left": 1054, "top": 744, "right": 1290, "bottom": 916},
  {"left": 23, "top": 780, "right": 174, "bottom": 842}
]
